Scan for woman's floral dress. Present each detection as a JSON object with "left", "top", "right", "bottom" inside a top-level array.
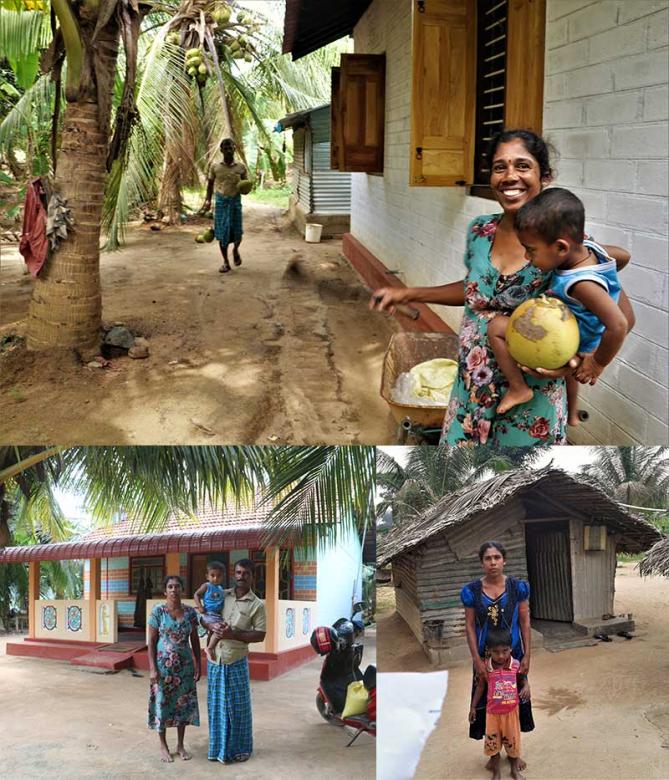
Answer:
[
  {"left": 441, "top": 214, "right": 567, "bottom": 445},
  {"left": 147, "top": 604, "right": 200, "bottom": 730}
]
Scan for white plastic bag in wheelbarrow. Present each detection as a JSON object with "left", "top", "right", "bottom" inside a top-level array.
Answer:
[{"left": 377, "top": 671, "right": 448, "bottom": 780}]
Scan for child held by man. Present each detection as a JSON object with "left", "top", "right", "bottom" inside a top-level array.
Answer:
[
  {"left": 193, "top": 560, "right": 227, "bottom": 663},
  {"left": 488, "top": 187, "right": 630, "bottom": 422},
  {"left": 469, "top": 628, "right": 530, "bottom": 780}
]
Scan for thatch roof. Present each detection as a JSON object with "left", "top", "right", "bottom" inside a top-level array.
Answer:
[
  {"left": 377, "top": 467, "right": 661, "bottom": 566},
  {"left": 639, "top": 537, "right": 669, "bottom": 577}
]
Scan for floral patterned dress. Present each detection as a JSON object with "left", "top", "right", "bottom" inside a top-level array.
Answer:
[
  {"left": 441, "top": 214, "right": 567, "bottom": 445},
  {"left": 147, "top": 604, "right": 200, "bottom": 730}
]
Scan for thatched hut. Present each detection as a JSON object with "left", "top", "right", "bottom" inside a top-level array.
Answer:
[
  {"left": 377, "top": 468, "right": 661, "bottom": 664},
  {"left": 640, "top": 537, "right": 669, "bottom": 577}
]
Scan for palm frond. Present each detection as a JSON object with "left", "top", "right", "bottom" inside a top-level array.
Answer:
[
  {"left": 0, "top": 74, "right": 54, "bottom": 154},
  {"left": 0, "top": 7, "right": 51, "bottom": 63}
]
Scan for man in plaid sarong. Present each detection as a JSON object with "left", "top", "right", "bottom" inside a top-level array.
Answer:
[
  {"left": 205, "top": 559, "right": 266, "bottom": 763},
  {"left": 203, "top": 138, "right": 247, "bottom": 274}
]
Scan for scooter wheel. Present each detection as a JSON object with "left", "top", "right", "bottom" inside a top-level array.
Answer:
[{"left": 316, "top": 693, "right": 341, "bottom": 725}]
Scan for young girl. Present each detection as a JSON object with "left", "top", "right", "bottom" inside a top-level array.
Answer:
[
  {"left": 193, "top": 560, "right": 227, "bottom": 662},
  {"left": 488, "top": 187, "right": 630, "bottom": 422},
  {"left": 469, "top": 628, "right": 530, "bottom": 780}
]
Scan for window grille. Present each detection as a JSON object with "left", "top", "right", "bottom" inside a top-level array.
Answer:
[{"left": 473, "top": 0, "right": 508, "bottom": 187}]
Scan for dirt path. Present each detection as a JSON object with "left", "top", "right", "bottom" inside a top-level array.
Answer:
[
  {"left": 377, "top": 564, "right": 669, "bottom": 779},
  {"left": 0, "top": 203, "right": 397, "bottom": 444},
  {"left": 0, "top": 630, "right": 375, "bottom": 778}
]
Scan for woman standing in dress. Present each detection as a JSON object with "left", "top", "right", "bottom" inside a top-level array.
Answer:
[
  {"left": 461, "top": 541, "right": 534, "bottom": 757},
  {"left": 148, "top": 575, "right": 201, "bottom": 763},
  {"left": 372, "top": 129, "right": 634, "bottom": 445}
]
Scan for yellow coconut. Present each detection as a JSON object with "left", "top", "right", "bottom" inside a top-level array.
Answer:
[{"left": 506, "top": 296, "right": 580, "bottom": 370}]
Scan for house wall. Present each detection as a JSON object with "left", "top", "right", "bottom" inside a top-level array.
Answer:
[
  {"left": 351, "top": 0, "right": 668, "bottom": 445},
  {"left": 310, "top": 107, "right": 352, "bottom": 215},
  {"left": 569, "top": 518, "right": 618, "bottom": 621},
  {"left": 542, "top": 0, "right": 668, "bottom": 445},
  {"left": 391, "top": 554, "right": 422, "bottom": 642},
  {"left": 292, "top": 128, "right": 312, "bottom": 214},
  {"left": 316, "top": 526, "right": 363, "bottom": 626}
]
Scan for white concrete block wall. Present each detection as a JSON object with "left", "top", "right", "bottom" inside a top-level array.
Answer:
[
  {"left": 350, "top": 0, "right": 668, "bottom": 444},
  {"left": 544, "top": 0, "right": 668, "bottom": 445}
]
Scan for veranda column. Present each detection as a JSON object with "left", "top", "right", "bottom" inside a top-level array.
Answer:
[
  {"left": 28, "top": 560, "right": 40, "bottom": 639},
  {"left": 264, "top": 546, "right": 279, "bottom": 653},
  {"left": 87, "top": 558, "right": 101, "bottom": 642},
  {"left": 165, "top": 552, "right": 181, "bottom": 587}
]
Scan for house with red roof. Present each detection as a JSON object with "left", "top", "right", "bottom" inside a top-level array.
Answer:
[{"left": 1, "top": 503, "right": 369, "bottom": 679}]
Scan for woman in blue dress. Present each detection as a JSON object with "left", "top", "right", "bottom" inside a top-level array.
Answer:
[
  {"left": 371, "top": 129, "right": 634, "bottom": 445},
  {"left": 148, "top": 575, "right": 201, "bottom": 763},
  {"left": 461, "top": 541, "right": 534, "bottom": 751}
]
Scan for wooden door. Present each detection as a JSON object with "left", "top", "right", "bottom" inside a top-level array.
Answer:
[{"left": 525, "top": 522, "right": 573, "bottom": 622}]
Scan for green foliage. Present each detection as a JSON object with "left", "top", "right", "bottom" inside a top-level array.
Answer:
[
  {"left": 246, "top": 184, "right": 290, "bottom": 207},
  {"left": 376, "top": 445, "right": 548, "bottom": 530},
  {"left": 580, "top": 447, "right": 669, "bottom": 509}
]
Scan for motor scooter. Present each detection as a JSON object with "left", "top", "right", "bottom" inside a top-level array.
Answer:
[{"left": 310, "top": 624, "right": 376, "bottom": 746}]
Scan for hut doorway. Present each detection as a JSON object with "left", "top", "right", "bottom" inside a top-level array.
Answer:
[{"left": 525, "top": 521, "right": 573, "bottom": 622}]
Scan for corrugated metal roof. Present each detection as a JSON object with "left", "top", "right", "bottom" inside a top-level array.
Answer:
[
  {"left": 276, "top": 103, "right": 330, "bottom": 130},
  {"left": 283, "top": 0, "right": 372, "bottom": 60},
  {"left": 0, "top": 502, "right": 282, "bottom": 564},
  {"left": 377, "top": 468, "right": 662, "bottom": 565},
  {"left": 0, "top": 527, "right": 267, "bottom": 564}
]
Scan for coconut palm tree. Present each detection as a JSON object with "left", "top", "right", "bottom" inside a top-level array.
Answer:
[
  {"left": 1, "top": 2, "right": 346, "bottom": 349},
  {"left": 580, "top": 447, "right": 669, "bottom": 509},
  {"left": 376, "top": 445, "right": 548, "bottom": 530},
  {"left": 0, "top": 445, "right": 376, "bottom": 547}
]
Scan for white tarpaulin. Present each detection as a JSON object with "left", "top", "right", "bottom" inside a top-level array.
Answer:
[{"left": 377, "top": 671, "right": 449, "bottom": 780}]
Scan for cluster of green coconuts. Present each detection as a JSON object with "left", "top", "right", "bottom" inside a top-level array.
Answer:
[{"left": 166, "top": 3, "right": 256, "bottom": 90}]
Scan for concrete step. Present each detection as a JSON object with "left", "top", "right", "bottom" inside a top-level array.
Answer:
[
  {"left": 544, "top": 637, "right": 599, "bottom": 652},
  {"left": 70, "top": 642, "right": 146, "bottom": 671}
]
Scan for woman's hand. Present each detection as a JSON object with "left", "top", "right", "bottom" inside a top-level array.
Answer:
[
  {"left": 149, "top": 668, "right": 159, "bottom": 684},
  {"left": 519, "top": 682, "right": 531, "bottom": 702},
  {"left": 519, "top": 354, "right": 581, "bottom": 379},
  {"left": 468, "top": 706, "right": 477, "bottom": 723},
  {"left": 193, "top": 666, "right": 201, "bottom": 683},
  {"left": 474, "top": 656, "right": 488, "bottom": 680},
  {"left": 369, "top": 287, "right": 411, "bottom": 314},
  {"left": 518, "top": 656, "right": 530, "bottom": 676}
]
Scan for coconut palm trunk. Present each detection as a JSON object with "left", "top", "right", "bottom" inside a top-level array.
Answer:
[{"left": 26, "top": 19, "right": 120, "bottom": 354}]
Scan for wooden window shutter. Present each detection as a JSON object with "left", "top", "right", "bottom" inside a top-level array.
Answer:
[
  {"left": 410, "top": 0, "right": 477, "bottom": 187},
  {"left": 330, "top": 67, "right": 342, "bottom": 170},
  {"left": 333, "top": 53, "right": 386, "bottom": 173},
  {"left": 504, "top": 0, "right": 545, "bottom": 132}
]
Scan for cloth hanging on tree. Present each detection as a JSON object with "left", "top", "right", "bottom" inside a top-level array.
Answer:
[
  {"left": 46, "top": 191, "right": 74, "bottom": 250},
  {"left": 19, "top": 178, "right": 49, "bottom": 277}
]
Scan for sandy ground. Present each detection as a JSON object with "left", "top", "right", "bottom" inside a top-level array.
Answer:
[
  {"left": 0, "top": 629, "right": 375, "bottom": 779},
  {"left": 377, "top": 564, "right": 669, "bottom": 779},
  {"left": 0, "top": 203, "right": 397, "bottom": 444}
]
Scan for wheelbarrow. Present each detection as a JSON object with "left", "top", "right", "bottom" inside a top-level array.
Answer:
[{"left": 380, "top": 332, "right": 460, "bottom": 444}]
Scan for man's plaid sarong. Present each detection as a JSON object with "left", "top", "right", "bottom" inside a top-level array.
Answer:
[
  {"left": 207, "top": 656, "right": 253, "bottom": 763},
  {"left": 213, "top": 192, "right": 243, "bottom": 246}
]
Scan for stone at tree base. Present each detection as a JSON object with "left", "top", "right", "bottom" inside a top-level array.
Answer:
[
  {"left": 104, "top": 325, "right": 135, "bottom": 349},
  {"left": 129, "top": 337, "right": 149, "bottom": 359}
]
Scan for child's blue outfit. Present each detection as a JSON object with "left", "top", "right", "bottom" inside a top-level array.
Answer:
[
  {"left": 202, "top": 583, "right": 225, "bottom": 616},
  {"left": 548, "top": 239, "right": 621, "bottom": 352}
]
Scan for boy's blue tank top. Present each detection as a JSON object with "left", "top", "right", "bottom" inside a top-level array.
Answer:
[
  {"left": 548, "top": 239, "right": 621, "bottom": 353},
  {"left": 203, "top": 583, "right": 225, "bottom": 614}
]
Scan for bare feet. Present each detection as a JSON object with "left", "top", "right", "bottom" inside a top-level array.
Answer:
[
  {"left": 497, "top": 386, "right": 534, "bottom": 415},
  {"left": 487, "top": 754, "right": 501, "bottom": 780},
  {"left": 509, "top": 757, "right": 525, "bottom": 779},
  {"left": 514, "top": 757, "right": 527, "bottom": 771},
  {"left": 177, "top": 746, "right": 192, "bottom": 761},
  {"left": 219, "top": 262, "right": 231, "bottom": 273},
  {"left": 233, "top": 249, "right": 242, "bottom": 266},
  {"left": 567, "top": 410, "right": 581, "bottom": 426},
  {"left": 160, "top": 745, "right": 174, "bottom": 763}
]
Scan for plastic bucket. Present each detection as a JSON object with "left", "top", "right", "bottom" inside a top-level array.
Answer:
[{"left": 305, "top": 223, "right": 323, "bottom": 243}]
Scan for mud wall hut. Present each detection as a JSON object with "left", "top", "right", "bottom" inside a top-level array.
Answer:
[{"left": 377, "top": 468, "right": 661, "bottom": 664}]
